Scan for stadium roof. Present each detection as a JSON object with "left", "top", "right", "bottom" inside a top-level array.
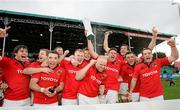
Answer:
[{"left": 0, "top": 10, "right": 176, "bottom": 56}]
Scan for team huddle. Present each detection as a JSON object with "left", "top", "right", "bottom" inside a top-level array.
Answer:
[{"left": 0, "top": 20, "right": 179, "bottom": 106}]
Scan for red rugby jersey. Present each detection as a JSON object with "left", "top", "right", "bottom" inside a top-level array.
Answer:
[
  {"left": 78, "top": 66, "right": 105, "bottom": 97},
  {"left": 0, "top": 57, "right": 30, "bottom": 100},
  {"left": 120, "top": 63, "right": 140, "bottom": 92},
  {"left": 32, "top": 66, "right": 65, "bottom": 104},
  {"left": 133, "top": 57, "right": 169, "bottom": 98},
  {"left": 61, "top": 60, "right": 87, "bottom": 99}
]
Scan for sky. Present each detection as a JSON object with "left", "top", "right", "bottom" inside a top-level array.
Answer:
[{"left": 0, "top": 0, "right": 180, "bottom": 60}]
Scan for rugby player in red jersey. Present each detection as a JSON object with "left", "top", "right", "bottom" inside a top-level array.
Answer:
[
  {"left": 120, "top": 51, "right": 140, "bottom": 102},
  {"left": 0, "top": 45, "right": 31, "bottom": 106},
  {"left": 76, "top": 56, "right": 107, "bottom": 104},
  {"left": 103, "top": 26, "right": 158, "bottom": 62},
  {"left": 129, "top": 39, "right": 179, "bottom": 101},
  {"left": 83, "top": 48, "right": 92, "bottom": 63},
  {"left": 30, "top": 51, "right": 65, "bottom": 106},
  {"left": 103, "top": 31, "right": 128, "bottom": 62},
  {"left": 23, "top": 49, "right": 53, "bottom": 75},
  {"left": 83, "top": 19, "right": 123, "bottom": 103},
  {"left": 61, "top": 49, "right": 87, "bottom": 105}
]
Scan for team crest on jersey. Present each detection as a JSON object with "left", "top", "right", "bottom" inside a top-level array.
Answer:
[
  {"left": 114, "top": 61, "right": 119, "bottom": 65},
  {"left": 152, "top": 63, "right": 157, "bottom": 67},
  {"left": 56, "top": 70, "right": 62, "bottom": 75},
  {"left": 100, "top": 73, "right": 107, "bottom": 79}
]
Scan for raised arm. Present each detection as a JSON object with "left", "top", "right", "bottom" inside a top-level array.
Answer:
[
  {"left": 87, "top": 36, "right": 99, "bottom": 59},
  {"left": 75, "top": 59, "right": 96, "bottom": 80},
  {"left": 167, "top": 39, "right": 179, "bottom": 63},
  {"left": 103, "top": 31, "right": 111, "bottom": 52},
  {"left": 58, "top": 50, "right": 69, "bottom": 63},
  {"left": 148, "top": 26, "right": 157, "bottom": 50},
  {"left": 23, "top": 67, "right": 53, "bottom": 75},
  {"left": 82, "top": 18, "right": 99, "bottom": 59}
]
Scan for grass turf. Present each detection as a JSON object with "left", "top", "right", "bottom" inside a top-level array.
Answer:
[{"left": 162, "top": 78, "right": 180, "bottom": 100}]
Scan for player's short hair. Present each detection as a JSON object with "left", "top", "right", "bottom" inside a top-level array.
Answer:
[
  {"left": 48, "top": 50, "right": 59, "bottom": 56},
  {"left": 13, "top": 45, "right": 28, "bottom": 54},
  {"left": 141, "top": 48, "right": 152, "bottom": 54},
  {"left": 54, "top": 46, "right": 63, "bottom": 51},
  {"left": 40, "top": 49, "right": 49, "bottom": 56},
  {"left": 120, "top": 44, "right": 129, "bottom": 49},
  {"left": 125, "top": 51, "right": 135, "bottom": 57},
  {"left": 108, "top": 47, "right": 118, "bottom": 54},
  {"left": 97, "top": 55, "right": 108, "bottom": 61},
  {"left": 74, "top": 49, "right": 84, "bottom": 54}
]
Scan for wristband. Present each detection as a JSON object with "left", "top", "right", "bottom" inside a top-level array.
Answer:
[{"left": 40, "top": 88, "right": 45, "bottom": 93}]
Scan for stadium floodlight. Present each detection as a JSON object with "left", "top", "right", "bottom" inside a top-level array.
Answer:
[{"left": 172, "top": 0, "right": 180, "bottom": 17}]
